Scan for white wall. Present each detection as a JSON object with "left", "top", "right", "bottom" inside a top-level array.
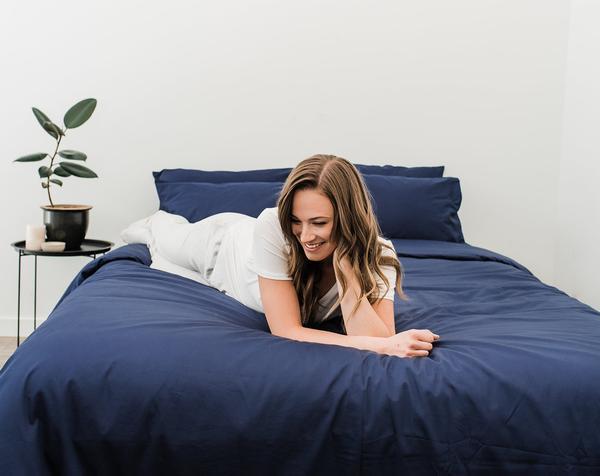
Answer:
[
  {"left": 556, "top": 0, "right": 600, "bottom": 310},
  {"left": 0, "top": 1, "right": 575, "bottom": 336}
]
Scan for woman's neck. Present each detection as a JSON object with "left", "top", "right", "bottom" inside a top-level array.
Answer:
[
  {"left": 319, "top": 260, "right": 335, "bottom": 279},
  {"left": 317, "top": 261, "right": 337, "bottom": 298}
]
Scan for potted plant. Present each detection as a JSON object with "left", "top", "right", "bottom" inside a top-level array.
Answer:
[{"left": 14, "top": 98, "right": 98, "bottom": 250}]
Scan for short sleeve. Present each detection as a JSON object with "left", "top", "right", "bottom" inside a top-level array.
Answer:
[
  {"left": 376, "top": 238, "right": 398, "bottom": 301},
  {"left": 250, "top": 208, "right": 292, "bottom": 280}
]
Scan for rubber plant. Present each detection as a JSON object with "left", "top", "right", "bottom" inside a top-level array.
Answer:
[{"left": 14, "top": 98, "right": 98, "bottom": 207}]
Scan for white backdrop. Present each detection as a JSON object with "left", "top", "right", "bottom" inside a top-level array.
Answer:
[
  {"left": 2, "top": 0, "right": 595, "bottom": 337},
  {"left": 555, "top": 0, "right": 600, "bottom": 310}
]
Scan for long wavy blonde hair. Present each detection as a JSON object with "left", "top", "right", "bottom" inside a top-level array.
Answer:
[{"left": 277, "top": 154, "right": 405, "bottom": 327}]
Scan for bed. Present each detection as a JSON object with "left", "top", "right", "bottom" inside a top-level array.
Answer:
[{"left": 1, "top": 165, "right": 599, "bottom": 475}]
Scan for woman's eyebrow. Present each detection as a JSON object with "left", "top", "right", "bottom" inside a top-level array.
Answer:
[{"left": 291, "top": 215, "right": 330, "bottom": 221}]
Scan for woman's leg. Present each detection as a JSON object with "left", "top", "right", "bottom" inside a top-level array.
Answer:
[{"left": 151, "top": 211, "right": 245, "bottom": 281}]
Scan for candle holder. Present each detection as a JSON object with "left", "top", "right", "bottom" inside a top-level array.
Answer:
[{"left": 25, "top": 224, "right": 46, "bottom": 251}]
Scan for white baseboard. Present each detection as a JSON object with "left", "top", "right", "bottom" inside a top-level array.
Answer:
[{"left": 0, "top": 316, "right": 47, "bottom": 337}]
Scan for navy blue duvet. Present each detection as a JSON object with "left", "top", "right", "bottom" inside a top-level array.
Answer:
[{"left": 1, "top": 241, "right": 599, "bottom": 475}]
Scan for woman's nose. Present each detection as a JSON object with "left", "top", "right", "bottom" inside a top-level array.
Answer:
[{"left": 300, "top": 226, "right": 315, "bottom": 242}]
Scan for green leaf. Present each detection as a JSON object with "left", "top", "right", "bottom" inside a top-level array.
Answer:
[
  {"left": 58, "top": 149, "right": 87, "bottom": 161},
  {"left": 38, "top": 166, "right": 52, "bottom": 178},
  {"left": 64, "top": 98, "right": 97, "bottom": 129},
  {"left": 53, "top": 166, "right": 71, "bottom": 177},
  {"left": 59, "top": 161, "right": 98, "bottom": 178},
  {"left": 14, "top": 152, "right": 48, "bottom": 162},
  {"left": 49, "top": 178, "right": 63, "bottom": 186},
  {"left": 32, "top": 107, "right": 59, "bottom": 139},
  {"left": 43, "top": 121, "right": 64, "bottom": 137}
]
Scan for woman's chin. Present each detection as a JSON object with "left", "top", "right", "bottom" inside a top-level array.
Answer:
[
  {"left": 304, "top": 248, "right": 333, "bottom": 262},
  {"left": 303, "top": 251, "right": 319, "bottom": 261}
]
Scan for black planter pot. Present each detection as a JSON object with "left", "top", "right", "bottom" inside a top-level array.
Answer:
[{"left": 41, "top": 205, "right": 92, "bottom": 250}]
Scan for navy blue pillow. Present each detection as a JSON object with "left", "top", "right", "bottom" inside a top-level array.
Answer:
[
  {"left": 357, "top": 164, "right": 444, "bottom": 178},
  {"left": 153, "top": 164, "right": 444, "bottom": 183},
  {"left": 155, "top": 175, "right": 464, "bottom": 242},
  {"left": 156, "top": 181, "right": 282, "bottom": 223},
  {"left": 364, "top": 175, "right": 464, "bottom": 242},
  {"left": 153, "top": 167, "right": 291, "bottom": 183}
]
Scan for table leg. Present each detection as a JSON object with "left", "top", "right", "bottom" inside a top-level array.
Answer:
[
  {"left": 17, "top": 252, "right": 22, "bottom": 347},
  {"left": 34, "top": 255, "right": 37, "bottom": 331}
]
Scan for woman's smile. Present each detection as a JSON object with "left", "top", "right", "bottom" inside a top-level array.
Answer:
[{"left": 303, "top": 241, "right": 325, "bottom": 252}]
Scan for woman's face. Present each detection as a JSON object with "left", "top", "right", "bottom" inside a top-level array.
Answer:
[{"left": 291, "top": 188, "right": 336, "bottom": 262}]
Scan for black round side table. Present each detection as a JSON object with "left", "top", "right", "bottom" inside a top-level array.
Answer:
[{"left": 10, "top": 239, "right": 113, "bottom": 347}]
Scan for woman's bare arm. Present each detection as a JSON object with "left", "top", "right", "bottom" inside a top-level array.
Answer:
[
  {"left": 258, "top": 276, "right": 438, "bottom": 357},
  {"left": 334, "top": 255, "right": 394, "bottom": 337},
  {"left": 258, "top": 276, "right": 387, "bottom": 352},
  {"left": 371, "top": 298, "right": 396, "bottom": 336}
]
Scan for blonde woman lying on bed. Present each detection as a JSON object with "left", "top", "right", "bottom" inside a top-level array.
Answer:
[{"left": 122, "top": 154, "right": 440, "bottom": 358}]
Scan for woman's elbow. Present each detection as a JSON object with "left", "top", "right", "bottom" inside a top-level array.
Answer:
[{"left": 270, "top": 323, "right": 304, "bottom": 341}]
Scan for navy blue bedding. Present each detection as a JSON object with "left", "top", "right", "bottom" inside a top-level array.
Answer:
[{"left": 1, "top": 241, "right": 600, "bottom": 474}]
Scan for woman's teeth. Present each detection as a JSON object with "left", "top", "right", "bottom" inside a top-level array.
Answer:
[{"left": 305, "top": 242, "right": 324, "bottom": 251}]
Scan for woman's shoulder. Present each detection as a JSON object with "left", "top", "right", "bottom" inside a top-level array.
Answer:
[
  {"left": 256, "top": 207, "right": 278, "bottom": 224},
  {"left": 255, "top": 207, "right": 287, "bottom": 244},
  {"left": 377, "top": 236, "right": 396, "bottom": 256},
  {"left": 250, "top": 208, "right": 291, "bottom": 277}
]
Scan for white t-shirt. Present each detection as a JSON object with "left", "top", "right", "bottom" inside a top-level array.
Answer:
[{"left": 211, "top": 207, "right": 397, "bottom": 322}]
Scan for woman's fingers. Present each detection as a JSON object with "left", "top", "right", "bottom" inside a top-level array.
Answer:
[
  {"left": 411, "top": 329, "right": 440, "bottom": 342},
  {"left": 411, "top": 341, "right": 433, "bottom": 351},
  {"left": 385, "top": 330, "right": 440, "bottom": 358},
  {"left": 408, "top": 350, "right": 429, "bottom": 358}
]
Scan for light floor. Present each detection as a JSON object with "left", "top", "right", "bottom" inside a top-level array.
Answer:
[{"left": 0, "top": 337, "right": 20, "bottom": 368}]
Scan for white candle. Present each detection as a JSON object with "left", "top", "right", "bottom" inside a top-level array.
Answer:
[{"left": 25, "top": 224, "right": 46, "bottom": 251}]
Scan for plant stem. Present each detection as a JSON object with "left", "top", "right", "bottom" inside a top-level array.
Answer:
[{"left": 46, "top": 130, "right": 64, "bottom": 207}]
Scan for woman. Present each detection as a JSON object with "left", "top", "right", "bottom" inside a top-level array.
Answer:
[
  {"left": 253, "top": 154, "right": 439, "bottom": 357},
  {"left": 127, "top": 155, "right": 439, "bottom": 357}
]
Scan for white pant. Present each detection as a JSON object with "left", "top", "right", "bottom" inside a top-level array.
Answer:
[{"left": 121, "top": 211, "right": 249, "bottom": 286}]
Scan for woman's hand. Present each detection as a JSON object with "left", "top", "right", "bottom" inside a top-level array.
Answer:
[{"left": 378, "top": 329, "right": 440, "bottom": 358}]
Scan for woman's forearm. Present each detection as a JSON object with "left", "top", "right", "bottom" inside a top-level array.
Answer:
[
  {"left": 341, "top": 296, "right": 391, "bottom": 337},
  {"left": 338, "top": 274, "right": 391, "bottom": 337},
  {"left": 286, "top": 326, "right": 385, "bottom": 353}
]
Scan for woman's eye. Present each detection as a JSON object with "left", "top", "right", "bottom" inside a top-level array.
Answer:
[{"left": 291, "top": 219, "right": 326, "bottom": 226}]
